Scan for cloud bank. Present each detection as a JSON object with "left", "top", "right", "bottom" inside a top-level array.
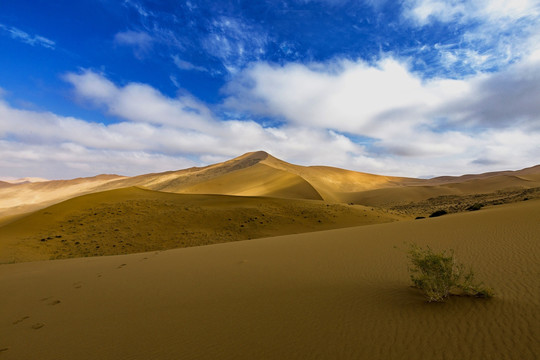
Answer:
[{"left": 1, "top": 50, "right": 539, "bottom": 179}]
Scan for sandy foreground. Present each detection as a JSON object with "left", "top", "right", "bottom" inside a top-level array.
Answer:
[{"left": 1, "top": 199, "right": 538, "bottom": 359}]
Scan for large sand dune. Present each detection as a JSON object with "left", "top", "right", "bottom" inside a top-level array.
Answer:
[
  {"left": 1, "top": 151, "right": 539, "bottom": 221},
  {"left": 1, "top": 199, "right": 538, "bottom": 359},
  {"left": 0, "top": 187, "right": 400, "bottom": 263}
]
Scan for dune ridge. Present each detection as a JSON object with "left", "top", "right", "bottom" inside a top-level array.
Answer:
[{"left": 2, "top": 151, "right": 539, "bottom": 221}]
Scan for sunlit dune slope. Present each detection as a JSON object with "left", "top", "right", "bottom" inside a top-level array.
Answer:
[
  {"left": 0, "top": 199, "right": 538, "bottom": 359},
  {"left": 180, "top": 162, "right": 323, "bottom": 200},
  {"left": 0, "top": 175, "right": 125, "bottom": 222},
  {"left": 1, "top": 151, "right": 539, "bottom": 220},
  {"left": 0, "top": 186, "right": 400, "bottom": 263},
  {"left": 94, "top": 151, "right": 276, "bottom": 193},
  {"left": 256, "top": 153, "right": 412, "bottom": 202}
]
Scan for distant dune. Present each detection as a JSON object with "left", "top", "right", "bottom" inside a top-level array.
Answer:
[
  {"left": 1, "top": 199, "right": 538, "bottom": 359},
  {"left": 0, "top": 177, "right": 49, "bottom": 184},
  {"left": 0, "top": 174, "right": 126, "bottom": 222},
  {"left": 1, "top": 151, "right": 539, "bottom": 222}
]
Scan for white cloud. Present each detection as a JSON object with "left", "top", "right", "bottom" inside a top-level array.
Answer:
[
  {"left": 114, "top": 30, "right": 153, "bottom": 58},
  {"left": 1, "top": 58, "right": 538, "bottom": 179},
  {"left": 223, "top": 58, "right": 469, "bottom": 138},
  {"left": 65, "top": 70, "right": 215, "bottom": 132},
  {"left": 0, "top": 72, "right": 368, "bottom": 178},
  {"left": 0, "top": 24, "right": 55, "bottom": 49},
  {"left": 172, "top": 55, "right": 207, "bottom": 72},
  {"left": 223, "top": 55, "right": 540, "bottom": 175}
]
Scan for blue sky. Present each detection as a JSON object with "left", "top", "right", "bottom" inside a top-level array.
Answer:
[{"left": 1, "top": 0, "right": 539, "bottom": 179}]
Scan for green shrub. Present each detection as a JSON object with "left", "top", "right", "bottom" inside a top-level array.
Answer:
[
  {"left": 407, "top": 244, "right": 494, "bottom": 302},
  {"left": 429, "top": 210, "right": 447, "bottom": 218}
]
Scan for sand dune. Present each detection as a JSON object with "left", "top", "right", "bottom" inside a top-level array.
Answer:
[
  {"left": 427, "top": 164, "right": 540, "bottom": 184},
  {"left": 0, "top": 187, "right": 400, "bottom": 263},
  {"left": 0, "top": 177, "right": 49, "bottom": 184},
  {"left": 345, "top": 172, "right": 540, "bottom": 210},
  {"left": 0, "top": 199, "right": 538, "bottom": 359},
  {"left": 180, "top": 162, "right": 323, "bottom": 200},
  {"left": 0, "top": 175, "right": 125, "bottom": 222},
  {"left": 1, "top": 151, "right": 539, "bottom": 221}
]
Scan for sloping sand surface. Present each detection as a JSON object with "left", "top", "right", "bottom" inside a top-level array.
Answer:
[
  {"left": 0, "top": 175, "right": 125, "bottom": 221},
  {"left": 2, "top": 151, "right": 539, "bottom": 220},
  {"left": 180, "top": 162, "right": 323, "bottom": 200},
  {"left": 1, "top": 199, "right": 538, "bottom": 359},
  {"left": 0, "top": 187, "right": 398, "bottom": 263},
  {"left": 346, "top": 173, "right": 540, "bottom": 208}
]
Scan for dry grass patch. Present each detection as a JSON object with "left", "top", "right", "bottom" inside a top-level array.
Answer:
[{"left": 407, "top": 244, "right": 494, "bottom": 302}]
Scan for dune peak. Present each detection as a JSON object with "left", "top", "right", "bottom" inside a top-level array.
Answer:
[{"left": 236, "top": 150, "right": 270, "bottom": 161}]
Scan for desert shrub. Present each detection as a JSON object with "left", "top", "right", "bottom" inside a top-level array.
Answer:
[
  {"left": 429, "top": 210, "right": 447, "bottom": 218},
  {"left": 407, "top": 244, "right": 494, "bottom": 302},
  {"left": 466, "top": 203, "right": 483, "bottom": 211}
]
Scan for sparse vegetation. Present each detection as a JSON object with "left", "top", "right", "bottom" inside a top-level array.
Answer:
[
  {"left": 466, "top": 203, "right": 483, "bottom": 211},
  {"left": 407, "top": 244, "right": 494, "bottom": 302},
  {"left": 429, "top": 209, "right": 447, "bottom": 218}
]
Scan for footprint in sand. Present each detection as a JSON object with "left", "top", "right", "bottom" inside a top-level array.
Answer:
[
  {"left": 48, "top": 300, "right": 61, "bottom": 306},
  {"left": 0, "top": 348, "right": 8, "bottom": 353},
  {"left": 12, "top": 316, "right": 29, "bottom": 325},
  {"left": 117, "top": 263, "right": 127, "bottom": 269},
  {"left": 31, "top": 323, "right": 44, "bottom": 330},
  {"left": 73, "top": 281, "right": 83, "bottom": 289}
]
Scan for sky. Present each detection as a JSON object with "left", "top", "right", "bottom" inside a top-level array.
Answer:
[{"left": 0, "top": 0, "right": 539, "bottom": 179}]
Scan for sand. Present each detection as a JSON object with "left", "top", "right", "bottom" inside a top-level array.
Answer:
[
  {"left": 0, "top": 175, "right": 125, "bottom": 220},
  {"left": 1, "top": 151, "right": 539, "bottom": 221},
  {"left": 0, "top": 187, "right": 401, "bottom": 263},
  {"left": 1, "top": 199, "right": 538, "bottom": 359}
]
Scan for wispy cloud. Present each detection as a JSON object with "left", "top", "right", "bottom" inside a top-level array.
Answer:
[
  {"left": 201, "top": 16, "right": 269, "bottom": 73},
  {"left": 403, "top": 0, "right": 540, "bottom": 25},
  {"left": 114, "top": 30, "right": 153, "bottom": 58},
  {"left": 115, "top": 1, "right": 270, "bottom": 73},
  {"left": 172, "top": 55, "right": 207, "bottom": 72},
  {"left": 0, "top": 24, "right": 55, "bottom": 49},
  {"left": 402, "top": 0, "right": 540, "bottom": 74}
]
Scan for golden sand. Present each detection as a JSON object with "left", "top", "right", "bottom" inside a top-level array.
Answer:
[{"left": 0, "top": 199, "right": 538, "bottom": 359}]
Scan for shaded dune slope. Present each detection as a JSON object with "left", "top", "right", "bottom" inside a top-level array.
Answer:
[
  {"left": 0, "top": 186, "right": 400, "bottom": 263},
  {"left": 0, "top": 199, "right": 538, "bottom": 359}
]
